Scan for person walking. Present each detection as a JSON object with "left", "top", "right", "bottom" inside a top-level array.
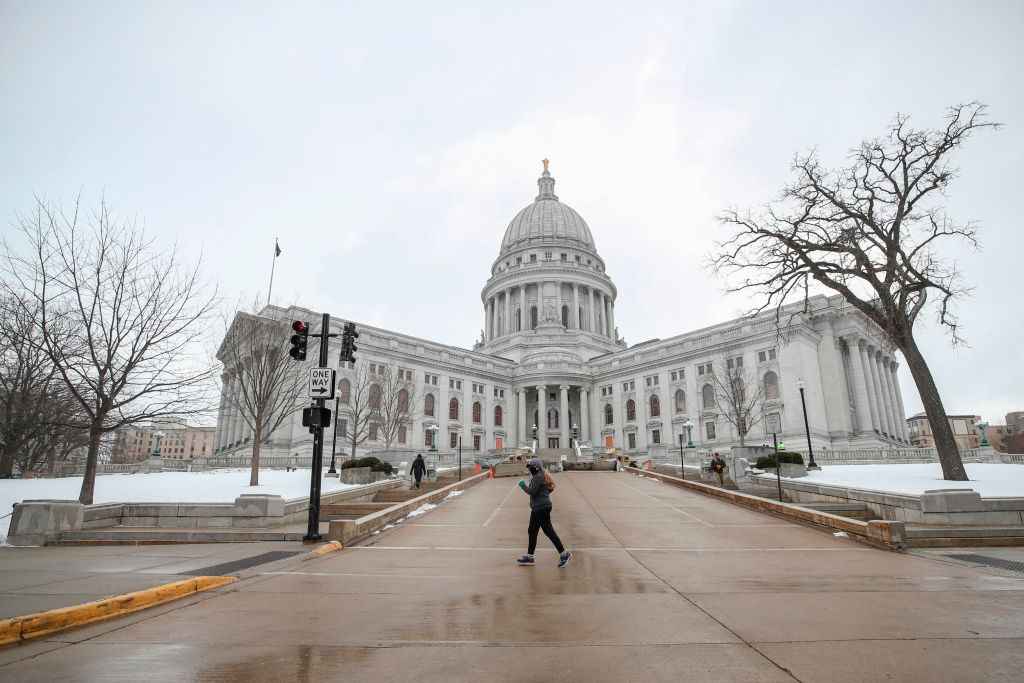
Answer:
[
  {"left": 411, "top": 453, "right": 426, "bottom": 490},
  {"left": 516, "top": 457, "right": 571, "bottom": 568},
  {"left": 710, "top": 452, "right": 727, "bottom": 487}
]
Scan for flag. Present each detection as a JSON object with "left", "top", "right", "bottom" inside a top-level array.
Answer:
[{"left": 274, "top": 240, "right": 281, "bottom": 257}]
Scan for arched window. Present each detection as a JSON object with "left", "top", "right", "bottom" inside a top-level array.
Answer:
[
  {"left": 398, "top": 389, "right": 409, "bottom": 413},
  {"left": 472, "top": 401, "right": 482, "bottom": 423},
  {"left": 547, "top": 407, "right": 559, "bottom": 429},
  {"left": 764, "top": 371, "right": 779, "bottom": 399},
  {"left": 626, "top": 399, "right": 636, "bottom": 422},
  {"left": 702, "top": 384, "right": 714, "bottom": 410},
  {"left": 369, "top": 384, "right": 381, "bottom": 409},
  {"left": 650, "top": 395, "right": 660, "bottom": 418},
  {"left": 424, "top": 393, "right": 435, "bottom": 417},
  {"left": 530, "top": 306, "right": 538, "bottom": 330},
  {"left": 561, "top": 305, "right": 569, "bottom": 328},
  {"left": 449, "top": 398, "right": 459, "bottom": 420},
  {"left": 604, "top": 403, "right": 613, "bottom": 425},
  {"left": 674, "top": 389, "right": 685, "bottom": 413},
  {"left": 494, "top": 405, "right": 503, "bottom": 426},
  {"left": 338, "top": 378, "right": 350, "bottom": 404}
]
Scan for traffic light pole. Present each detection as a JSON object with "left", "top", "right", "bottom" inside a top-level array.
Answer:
[{"left": 304, "top": 312, "right": 330, "bottom": 542}]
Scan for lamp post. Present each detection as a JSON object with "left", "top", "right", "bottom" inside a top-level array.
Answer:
[
  {"left": 683, "top": 419, "right": 694, "bottom": 448},
  {"left": 976, "top": 420, "right": 989, "bottom": 448},
  {"left": 797, "top": 379, "right": 819, "bottom": 469},
  {"left": 678, "top": 432, "right": 685, "bottom": 479},
  {"left": 572, "top": 423, "right": 578, "bottom": 447},
  {"left": 427, "top": 424, "right": 439, "bottom": 452},
  {"left": 328, "top": 395, "right": 339, "bottom": 474}
]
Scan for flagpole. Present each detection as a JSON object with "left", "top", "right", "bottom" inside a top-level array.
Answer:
[{"left": 267, "top": 238, "right": 279, "bottom": 307}]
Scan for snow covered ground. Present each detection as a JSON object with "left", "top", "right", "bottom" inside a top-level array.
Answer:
[
  {"left": 0, "top": 469, "right": 362, "bottom": 540},
  {"left": 797, "top": 463, "right": 1024, "bottom": 498}
]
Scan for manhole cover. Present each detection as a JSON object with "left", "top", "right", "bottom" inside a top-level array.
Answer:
[
  {"left": 180, "top": 551, "right": 303, "bottom": 577},
  {"left": 943, "top": 553, "right": 1024, "bottom": 574}
]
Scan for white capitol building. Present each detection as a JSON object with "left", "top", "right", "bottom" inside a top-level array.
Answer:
[{"left": 214, "top": 163, "right": 912, "bottom": 460}]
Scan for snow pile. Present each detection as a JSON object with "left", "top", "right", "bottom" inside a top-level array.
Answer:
[
  {"left": 800, "top": 463, "right": 1024, "bottom": 498},
  {"left": 407, "top": 503, "right": 437, "bottom": 518},
  {"left": 0, "top": 469, "right": 360, "bottom": 541},
  {"left": 444, "top": 490, "right": 464, "bottom": 500}
]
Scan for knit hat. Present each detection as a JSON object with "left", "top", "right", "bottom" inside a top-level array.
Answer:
[{"left": 527, "top": 457, "right": 543, "bottom": 469}]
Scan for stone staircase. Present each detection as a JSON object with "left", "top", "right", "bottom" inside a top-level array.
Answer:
[
  {"left": 797, "top": 502, "right": 873, "bottom": 521},
  {"left": 321, "top": 476, "right": 465, "bottom": 519}
]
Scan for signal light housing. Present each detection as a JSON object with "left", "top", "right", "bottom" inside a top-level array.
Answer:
[{"left": 289, "top": 320, "right": 309, "bottom": 361}]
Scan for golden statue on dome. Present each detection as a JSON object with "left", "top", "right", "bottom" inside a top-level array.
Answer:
[{"left": 542, "top": 158, "right": 549, "bottom": 173}]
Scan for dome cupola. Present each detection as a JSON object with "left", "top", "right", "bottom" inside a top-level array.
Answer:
[{"left": 499, "top": 160, "right": 597, "bottom": 255}]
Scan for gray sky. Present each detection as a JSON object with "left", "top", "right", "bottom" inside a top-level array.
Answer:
[{"left": 1, "top": 1, "right": 1021, "bottom": 424}]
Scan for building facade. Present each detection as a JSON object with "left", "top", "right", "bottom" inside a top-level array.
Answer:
[
  {"left": 215, "top": 165, "right": 911, "bottom": 459},
  {"left": 907, "top": 412, "right": 982, "bottom": 450},
  {"left": 112, "top": 421, "right": 216, "bottom": 462}
]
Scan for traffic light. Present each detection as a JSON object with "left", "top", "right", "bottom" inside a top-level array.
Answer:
[
  {"left": 340, "top": 322, "right": 359, "bottom": 363},
  {"left": 289, "top": 320, "right": 309, "bottom": 361}
]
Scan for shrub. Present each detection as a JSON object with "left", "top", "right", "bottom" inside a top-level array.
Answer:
[
  {"left": 371, "top": 462, "right": 394, "bottom": 474},
  {"left": 341, "top": 456, "right": 382, "bottom": 470},
  {"left": 755, "top": 452, "right": 805, "bottom": 469}
]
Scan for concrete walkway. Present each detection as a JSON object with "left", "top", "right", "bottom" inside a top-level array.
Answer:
[{"left": 2, "top": 471, "right": 1024, "bottom": 681}]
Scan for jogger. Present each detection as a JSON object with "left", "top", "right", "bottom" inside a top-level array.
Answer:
[{"left": 516, "top": 457, "right": 571, "bottom": 568}]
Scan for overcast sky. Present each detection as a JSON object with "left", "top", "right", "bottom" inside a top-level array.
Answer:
[{"left": 1, "top": 1, "right": 1021, "bottom": 424}]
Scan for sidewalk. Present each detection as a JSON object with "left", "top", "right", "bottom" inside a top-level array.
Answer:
[{"left": 0, "top": 540, "right": 318, "bottom": 620}]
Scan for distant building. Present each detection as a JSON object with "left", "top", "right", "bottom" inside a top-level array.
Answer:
[
  {"left": 986, "top": 423, "right": 1015, "bottom": 453},
  {"left": 111, "top": 421, "right": 216, "bottom": 462},
  {"left": 907, "top": 413, "right": 982, "bottom": 449},
  {"left": 1006, "top": 412, "right": 1024, "bottom": 434}
]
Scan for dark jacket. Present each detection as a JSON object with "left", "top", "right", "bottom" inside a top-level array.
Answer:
[
  {"left": 519, "top": 470, "right": 551, "bottom": 511},
  {"left": 411, "top": 457, "right": 426, "bottom": 476},
  {"left": 710, "top": 457, "right": 726, "bottom": 473}
]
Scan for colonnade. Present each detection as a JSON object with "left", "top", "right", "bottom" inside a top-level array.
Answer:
[
  {"left": 214, "top": 371, "right": 252, "bottom": 453},
  {"left": 844, "top": 338, "right": 909, "bottom": 441},
  {"left": 510, "top": 383, "right": 592, "bottom": 448},
  {"left": 484, "top": 281, "right": 614, "bottom": 342}
]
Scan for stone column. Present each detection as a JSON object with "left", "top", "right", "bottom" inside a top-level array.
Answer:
[
  {"left": 603, "top": 295, "right": 612, "bottom": 337},
  {"left": 493, "top": 298, "right": 500, "bottom": 340},
  {"left": 556, "top": 281, "right": 564, "bottom": 327},
  {"left": 485, "top": 298, "right": 493, "bottom": 342},
  {"left": 519, "top": 285, "right": 527, "bottom": 332},
  {"left": 865, "top": 347, "right": 888, "bottom": 436},
  {"left": 581, "top": 387, "right": 590, "bottom": 442},
  {"left": 891, "top": 364, "right": 910, "bottom": 441},
  {"left": 231, "top": 374, "right": 245, "bottom": 447},
  {"left": 856, "top": 342, "right": 880, "bottom": 432},
  {"left": 505, "top": 289, "right": 513, "bottom": 337},
  {"left": 592, "top": 290, "right": 600, "bottom": 335},
  {"left": 608, "top": 298, "right": 616, "bottom": 340},
  {"left": 536, "top": 385, "right": 547, "bottom": 447},
  {"left": 846, "top": 339, "right": 873, "bottom": 434},
  {"left": 877, "top": 354, "right": 897, "bottom": 441},
  {"left": 215, "top": 374, "right": 229, "bottom": 451},
  {"left": 560, "top": 385, "right": 570, "bottom": 447},
  {"left": 571, "top": 284, "right": 580, "bottom": 330},
  {"left": 518, "top": 389, "right": 527, "bottom": 445}
]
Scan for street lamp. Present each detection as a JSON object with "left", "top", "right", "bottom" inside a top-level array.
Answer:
[
  {"left": 427, "top": 423, "right": 439, "bottom": 452},
  {"left": 572, "top": 423, "right": 578, "bottom": 446},
  {"left": 797, "top": 379, "right": 819, "bottom": 470},
  {"left": 976, "top": 420, "right": 989, "bottom": 447},
  {"left": 683, "top": 419, "right": 694, "bottom": 448}
]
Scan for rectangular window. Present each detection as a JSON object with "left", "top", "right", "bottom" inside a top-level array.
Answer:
[
  {"left": 757, "top": 349, "right": 777, "bottom": 363},
  {"left": 398, "top": 426, "right": 407, "bottom": 444},
  {"left": 493, "top": 388, "right": 505, "bottom": 398},
  {"left": 652, "top": 429, "right": 661, "bottom": 444},
  {"left": 621, "top": 380, "right": 634, "bottom": 392},
  {"left": 516, "top": 257, "right": 522, "bottom": 265},
  {"left": 645, "top": 375, "right": 659, "bottom": 387},
  {"left": 697, "top": 363, "right": 712, "bottom": 376},
  {"left": 705, "top": 422, "right": 716, "bottom": 440},
  {"left": 544, "top": 252, "right": 552, "bottom": 260},
  {"left": 575, "top": 255, "right": 581, "bottom": 263},
  {"left": 424, "top": 374, "right": 438, "bottom": 386},
  {"left": 399, "top": 368, "right": 413, "bottom": 381},
  {"left": 560, "top": 253, "right": 567, "bottom": 261},
  {"left": 449, "top": 378, "right": 463, "bottom": 390},
  {"left": 530, "top": 254, "right": 537, "bottom": 263},
  {"left": 368, "top": 423, "right": 378, "bottom": 441},
  {"left": 726, "top": 356, "right": 743, "bottom": 370},
  {"left": 449, "top": 432, "right": 458, "bottom": 449},
  {"left": 424, "top": 428, "right": 433, "bottom": 447},
  {"left": 670, "top": 369, "right": 685, "bottom": 382},
  {"left": 473, "top": 434, "right": 481, "bottom": 451},
  {"left": 628, "top": 433, "right": 637, "bottom": 449}
]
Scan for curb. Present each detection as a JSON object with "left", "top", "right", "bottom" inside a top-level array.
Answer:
[
  {"left": 312, "top": 540, "right": 343, "bottom": 555},
  {"left": 0, "top": 575, "right": 236, "bottom": 646}
]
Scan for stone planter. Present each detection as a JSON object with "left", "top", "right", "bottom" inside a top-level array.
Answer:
[
  {"left": 340, "top": 467, "right": 374, "bottom": 485},
  {"left": 763, "top": 463, "right": 808, "bottom": 478}
]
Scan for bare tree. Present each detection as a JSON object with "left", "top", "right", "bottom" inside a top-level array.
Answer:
[
  {"left": 216, "top": 303, "right": 306, "bottom": 486},
  {"left": 710, "top": 358, "right": 765, "bottom": 447},
  {"left": 339, "top": 364, "right": 379, "bottom": 460},
  {"left": 712, "top": 103, "right": 998, "bottom": 480},
  {"left": 1, "top": 195, "right": 217, "bottom": 502},
  {"left": 375, "top": 366, "right": 421, "bottom": 448}
]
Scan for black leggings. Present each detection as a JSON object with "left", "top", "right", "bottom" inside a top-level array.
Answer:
[{"left": 527, "top": 507, "right": 565, "bottom": 555}]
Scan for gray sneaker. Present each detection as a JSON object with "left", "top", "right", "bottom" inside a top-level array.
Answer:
[{"left": 558, "top": 551, "right": 572, "bottom": 569}]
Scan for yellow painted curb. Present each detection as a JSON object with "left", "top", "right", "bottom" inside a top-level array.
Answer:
[
  {"left": 313, "top": 541, "right": 343, "bottom": 555},
  {"left": 0, "top": 575, "right": 235, "bottom": 646}
]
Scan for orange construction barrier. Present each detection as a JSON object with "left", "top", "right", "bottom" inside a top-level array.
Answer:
[
  {"left": 644, "top": 460, "right": 654, "bottom": 471},
  {"left": 489, "top": 467, "right": 494, "bottom": 478},
  {"left": 475, "top": 461, "right": 480, "bottom": 473}
]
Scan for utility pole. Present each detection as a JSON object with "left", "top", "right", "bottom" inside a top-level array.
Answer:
[{"left": 304, "top": 312, "right": 331, "bottom": 541}]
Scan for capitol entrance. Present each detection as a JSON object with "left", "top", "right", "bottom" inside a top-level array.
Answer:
[{"left": 548, "top": 438, "right": 560, "bottom": 448}]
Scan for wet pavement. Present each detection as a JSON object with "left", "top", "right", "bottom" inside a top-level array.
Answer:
[{"left": 2, "top": 471, "right": 1024, "bottom": 681}]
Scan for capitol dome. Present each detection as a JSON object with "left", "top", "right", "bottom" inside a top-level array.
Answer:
[{"left": 499, "top": 163, "right": 596, "bottom": 255}]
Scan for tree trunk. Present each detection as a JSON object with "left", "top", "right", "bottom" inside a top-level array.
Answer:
[
  {"left": 79, "top": 423, "right": 103, "bottom": 504},
  {"left": 249, "top": 423, "right": 262, "bottom": 486},
  {"left": 901, "top": 337, "right": 968, "bottom": 481},
  {"left": 0, "top": 443, "right": 15, "bottom": 477}
]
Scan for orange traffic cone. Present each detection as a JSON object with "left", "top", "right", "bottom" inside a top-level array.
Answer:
[
  {"left": 475, "top": 461, "right": 480, "bottom": 474},
  {"left": 645, "top": 460, "right": 654, "bottom": 471},
  {"left": 489, "top": 467, "right": 494, "bottom": 478}
]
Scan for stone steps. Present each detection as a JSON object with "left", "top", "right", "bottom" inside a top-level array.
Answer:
[
  {"left": 52, "top": 528, "right": 310, "bottom": 544},
  {"left": 798, "top": 503, "right": 873, "bottom": 521},
  {"left": 905, "top": 525, "right": 1024, "bottom": 548},
  {"left": 321, "top": 502, "right": 394, "bottom": 518}
]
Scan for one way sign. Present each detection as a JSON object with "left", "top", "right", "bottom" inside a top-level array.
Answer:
[{"left": 308, "top": 368, "right": 336, "bottom": 400}]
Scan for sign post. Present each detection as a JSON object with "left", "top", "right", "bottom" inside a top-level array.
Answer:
[
  {"left": 304, "top": 313, "right": 332, "bottom": 542},
  {"left": 765, "top": 413, "right": 783, "bottom": 503}
]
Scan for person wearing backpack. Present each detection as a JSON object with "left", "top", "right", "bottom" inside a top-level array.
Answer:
[{"left": 516, "top": 457, "right": 571, "bottom": 568}]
